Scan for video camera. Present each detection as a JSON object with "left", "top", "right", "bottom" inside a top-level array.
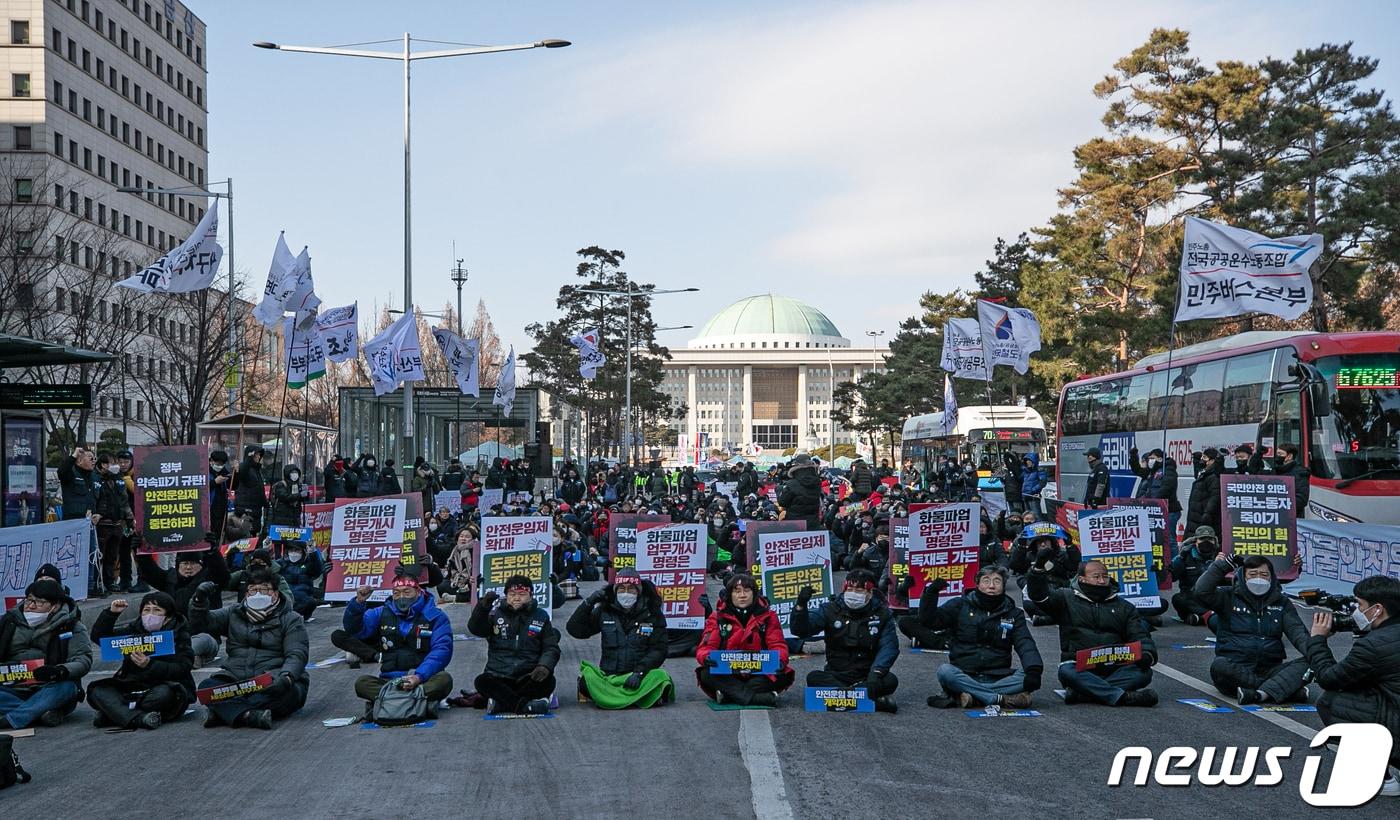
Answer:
[{"left": 1297, "top": 588, "right": 1361, "bottom": 633}]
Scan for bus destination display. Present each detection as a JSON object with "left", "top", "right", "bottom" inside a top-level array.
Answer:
[{"left": 1334, "top": 365, "right": 1400, "bottom": 390}]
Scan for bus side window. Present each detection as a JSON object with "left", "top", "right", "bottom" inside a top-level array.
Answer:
[
  {"left": 1272, "top": 390, "right": 1304, "bottom": 464},
  {"left": 1222, "top": 351, "right": 1275, "bottom": 426}
]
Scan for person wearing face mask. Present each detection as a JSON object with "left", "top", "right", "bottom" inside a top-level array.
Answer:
[
  {"left": 1185, "top": 447, "right": 1223, "bottom": 537},
  {"left": 467, "top": 575, "right": 561, "bottom": 715},
  {"left": 412, "top": 462, "right": 441, "bottom": 515},
  {"left": 322, "top": 454, "right": 355, "bottom": 504},
  {"left": 352, "top": 453, "right": 385, "bottom": 498},
  {"left": 226, "top": 548, "right": 294, "bottom": 603},
  {"left": 695, "top": 574, "right": 794, "bottom": 706},
  {"left": 337, "top": 568, "right": 454, "bottom": 718},
  {"left": 0, "top": 579, "right": 92, "bottom": 729},
  {"left": 907, "top": 567, "right": 1044, "bottom": 709},
  {"left": 791, "top": 568, "right": 900, "bottom": 713},
  {"left": 1129, "top": 448, "right": 1181, "bottom": 553},
  {"left": 209, "top": 450, "right": 232, "bottom": 541},
  {"left": 94, "top": 453, "right": 135, "bottom": 595},
  {"left": 231, "top": 446, "right": 269, "bottom": 537},
  {"left": 87, "top": 591, "right": 196, "bottom": 729},
  {"left": 848, "top": 524, "right": 890, "bottom": 579},
  {"left": 189, "top": 567, "right": 309, "bottom": 730},
  {"left": 1028, "top": 559, "right": 1158, "bottom": 707},
  {"left": 268, "top": 464, "right": 309, "bottom": 535},
  {"left": 137, "top": 544, "right": 230, "bottom": 665},
  {"left": 275, "top": 539, "right": 325, "bottom": 620},
  {"left": 1306, "top": 575, "right": 1400, "bottom": 795},
  {"left": 1168, "top": 527, "right": 1221, "bottom": 625},
  {"left": 1193, "top": 553, "right": 1311, "bottom": 705},
  {"left": 567, "top": 568, "right": 674, "bottom": 708},
  {"left": 444, "top": 525, "right": 479, "bottom": 602}
]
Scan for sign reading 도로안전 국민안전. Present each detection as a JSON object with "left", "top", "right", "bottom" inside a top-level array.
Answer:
[
  {"left": 133, "top": 445, "right": 209, "bottom": 553},
  {"left": 906, "top": 503, "right": 980, "bottom": 606},
  {"left": 477, "top": 516, "right": 552, "bottom": 609},
  {"left": 322, "top": 495, "right": 410, "bottom": 602},
  {"left": 756, "top": 530, "right": 832, "bottom": 639},
  {"left": 1077, "top": 506, "right": 1160, "bottom": 610},
  {"left": 1220, "top": 474, "right": 1298, "bottom": 580},
  {"left": 607, "top": 513, "right": 672, "bottom": 582},
  {"left": 635, "top": 522, "right": 707, "bottom": 630}
]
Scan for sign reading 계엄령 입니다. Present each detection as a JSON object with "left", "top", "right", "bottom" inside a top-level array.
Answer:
[
  {"left": 635, "top": 522, "right": 707, "bottom": 630},
  {"left": 134, "top": 445, "right": 209, "bottom": 553},
  {"left": 906, "top": 503, "right": 980, "bottom": 606}
]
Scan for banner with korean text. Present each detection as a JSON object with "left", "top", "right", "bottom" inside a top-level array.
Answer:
[
  {"left": 635, "top": 522, "right": 707, "bottom": 629},
  {"left": 756, "top": 530, "right": 833, "bottom": 638},
  {"left": 907, "top": 503, "right": 980, "bottom": 606}
]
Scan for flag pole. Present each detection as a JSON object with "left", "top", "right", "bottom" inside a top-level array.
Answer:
[{"left": 275, "top": 318, "right": 298, "bottom": 483}]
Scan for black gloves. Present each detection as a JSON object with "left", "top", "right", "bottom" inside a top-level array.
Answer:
[
  {"left": 268, "top": 671, "right": 293, "bottom": 693},
  {"left": 623, "top": 672, "right": 643, "bottom": 691},
  {"left": 896, "top": 574, "right": 915, "bottom": 595},
  {"left": 1136, "top": 653, "right": 1155, "bottom": 670},
  {"left": 195, "top": 581, "right": 219, "bottom": 606},
  {"left": 1023, "top": 668, "right": 1042, "bottom": 692},
  {"left": 796, "top": 586, "right": 814, "bottom": 607},
  {"left": 926, "top": 578, "right": 949, "bottom": 598},
  {"left": 1034, "top": 546, "right": 1056, "bottom": 567},
  {"left": 528, "top": 664, "right": 551, "bottom": 682},
  {"left": 584, "top": 588, "right": 607, "bottom": 607},
  {"left": 479, "top": 591, "right": 500, "bottom": 609},
  {"left": 702, "top": 657, "right": 719, "bottom": 669},
  {"left": 32, "top": 664, "right": 69, "bottom": 683}
]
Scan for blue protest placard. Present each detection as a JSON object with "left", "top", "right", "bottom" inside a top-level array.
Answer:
[
  {"left": 1241, "top": 704, "right": 1317, "bottom": 713},
  {"left": 804, "top": 686, "right": 874, "bottom": 713},
  {"left": 268, "top": 525, "right": 313, "bottom": 543},
  {"left": 711, "top": 650, "right": 780, "bottom": 675},
  {"left": 964, "top": 708, "right": 1042, "bottom": 718},
  {"left": 1178, "top": 698, "right": 1233, "bottom": 713},
  {"left": 100, "top": 630, "right": 175, "bottom": 662}
]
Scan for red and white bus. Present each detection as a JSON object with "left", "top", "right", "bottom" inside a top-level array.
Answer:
[{"left": 1054, "top": 330, "right": 1400, "bottom": 525}]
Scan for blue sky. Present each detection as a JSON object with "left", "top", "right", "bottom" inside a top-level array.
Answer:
[{"left": 200, "top": 0, "right": 1400, "bottom": 352}]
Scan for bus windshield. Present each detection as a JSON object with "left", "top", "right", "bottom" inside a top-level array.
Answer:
[{"left": 1314, "top": 354, "right": 1400, "bottom": 480}]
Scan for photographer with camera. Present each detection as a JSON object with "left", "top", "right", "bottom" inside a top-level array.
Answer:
[
  {"left": 1306, "top": 575, "right": 1400, "bottom": 796},
  {"left": 1194, "top": 553, "right": 1310, "bottom": 705}
]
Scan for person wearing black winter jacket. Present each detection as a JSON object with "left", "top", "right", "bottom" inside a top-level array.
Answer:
[
  {"left": 267, "top": 464, "right": 308, "bottom": 530},
  {"left": 1027, "top": 559, "right": 1158, "bottom": 707},
  {"left": 87, "top": 592, "right": 196, "bottom": 729},
  {"left": 137, "top": 546, "right": 229, "bottom": 664},
  {"left": 352, "top": 453, "right": 384, "bottom": 498},
  {"left": 792, "top": 569, "right": 900, "bottom": 712},
  {"left": 322, "top": 455, "right": 355, "bottom": 503},
  {"left": 906, "top": 568, "right": 1044, "bottom": 709},
  {"left": 567, "top": 569, "right": 674, "bottom": 708},
  {"left": 1009, "top": 525, "right": 1080, "bottom": 621},
  {"left": 1185, "top": 449, "right": 1223, "bottom": 536},
  {"left": 777, "top": 455, "right": 822, "bottom": 529},
  {"left": 1193, "top": 555, "right": 1311, "bottom": 705},
  {"left": 94, "top": 453, "right": 134, "bottom": 593},
  {"left": 1083, "top": 448, "right": 1110, "bottom": 509},
  {"left": 485, "top": 457, "right": 507, "bottom": 490},
  {"left": 231, "top": 446, "right": 269, "bottom": 535},
  {"left": 1168, "top": 527, "right": 1219, "bottom": 624},
  {"left": 467, "top": 575, "right": 561, "bottom": 715},
  {"left": 209, "top": 450, "right": 232, "bottom": 541}
]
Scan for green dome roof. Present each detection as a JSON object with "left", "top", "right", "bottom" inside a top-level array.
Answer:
[{"left": 692, "top": 295, "right": 845, "bottom": 344}]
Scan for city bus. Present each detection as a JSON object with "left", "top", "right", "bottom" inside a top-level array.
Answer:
[
  {"left": 901, "top": 405, "right": 1047, "bottom": 478},
  {"left": 1055, "top": 330, "right": 1400, "bottom": 525}
]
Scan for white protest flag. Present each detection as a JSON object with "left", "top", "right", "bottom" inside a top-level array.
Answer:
[
  {"left": 118, "top": 201, "right": 222, "bottom": 293},
  {"left": 977, "top": 299, "right": 1041, "bottom": 375},
  {"left": 943, "top": 374, "right": 958, "bottom": 435},
  {"left": 284, "top": 247, "right": 321, "bottom": 331},
  {"left": 315, "top": 303, "right": 359, "bottom": 363},
  {"left": 569, "top": 327, "right": 607, "bottom": 379},
  {"left": 493, "top": 345, "right": 517, "bottom": 415},
  {"left": 283, "top": 317, "right": 326, "bottom": 389},
  {"left": 940, "top": 318, "right": 988, "bottom": 380},
  {"left": 251, "top": 233, "right": 298, "bottom": 327},
  {"left": 1175, "top": 216, "right": 1322, "bottom": 323},
  {"left": 431, "top": 327, "right": 481, "bottom": 397},
  {"left": 362, "top": 308, "right": 425, "bottom": 397}
]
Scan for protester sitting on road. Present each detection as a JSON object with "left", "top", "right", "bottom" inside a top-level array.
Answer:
[
  {"left": 1169, "top": 527, "right": 1219, "bottom": 625},
  {"left": 1193, "top": 553, "right": 1310, "bottom": 705},
  {"left": 335, "top": 569, "right": 453, "bottom": 720},
  {"left": 272, "top": 538, "right": 324, "bottom": 621},
  {"left": 0, "top": 579, "right": 92, "bottom": 729},
  {"left": 791, "top": 568, "right": 900, "bottom": 713},
  {"left": 1028, "top": 558, "right": 1158, "bottom": 707},
  {"left": 1009, "top": 523, "right": 1079, "bottom": 624},
  {"left": 1306, "top": 574, "right": 1400, "bottom": 793},
  {"left": 87, "top": 592, "right": 196, "bottom": 730},
  {"left": 904, "top": 567, "right": 1043, "bottom": 709},
  {"left": 695, "top": 573, "right": 794, "bottom": 706},
  {"left": 138, "top": 543, "right": 229, "bottom": 665},
  {"left": 567, "top": 568, "right": 674, "bottom": 709},
  {"left": 226, "top": 547, "right": 294, "bottom": 603},
  {"left": 189, "top": 568, "right": 310, "bottom": 730},
  {"left": 466, "top": 575, "right": 561, "bottom": 715}
]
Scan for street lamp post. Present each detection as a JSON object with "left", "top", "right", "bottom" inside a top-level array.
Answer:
[
  {"left": 577, "top": 286, "right": 698, "bottom": 464},
  {"left": 864, "top": 330, "right": 885, "bottom": 458},
  {"left": 254, "top": 34, "right": 569, "bottom": 463},
  {"left": 117, "top": 181, "right": 237, "bottom": 414}
]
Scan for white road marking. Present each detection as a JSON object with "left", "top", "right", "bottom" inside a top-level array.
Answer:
[
  {"left": 738, "top": 709, "right": 795, "bottom": 820},
  {"left": 1154, "top": 662, "right": 1316, "bottom": 741}
]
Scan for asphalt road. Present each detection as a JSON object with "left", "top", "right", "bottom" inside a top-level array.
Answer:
[{"left": 3, "top": 580, "right": 1393, "bottom": 819}]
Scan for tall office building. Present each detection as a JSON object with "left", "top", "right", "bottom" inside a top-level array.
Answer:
[{"left": 1, "top": 0, "right": 243, "bottom": 445}]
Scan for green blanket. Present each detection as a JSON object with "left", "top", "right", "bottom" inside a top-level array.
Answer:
[{"left": 579, "top": 661, "right": 675, "bottom": 709}]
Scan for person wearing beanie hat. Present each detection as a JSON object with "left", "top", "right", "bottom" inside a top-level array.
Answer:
[
  {"left": 231, "top": 445, "right": 268, "bottom": 536},
  {"left": 695, "top": 573, "right": 795, "bottom": 706},
  {"left": 567, "top": 568, "right": 674, "bottom": 709},
  {"left": 1083, "top": 447, "right": 1110, "bottom": 509},
  {"left": 1186, "top": 447, "right": 1224, "bottom": 538},
  {"left": 791, "top": 568, "right": 901, "bottom": 713},
  {"left": 1169, "top": 526, "right": 1222, "bottom": 626},
  {"left": 334, "top": 568, "right": 454, "bottom": 717},
  {"left": 467, "top": 574, "right": 560, "bottom": 715},
  {"left": 0, "top": 579, "right": 92, "bottom": 729},
  {"left": 227, "top": 547, "right": 294, "bottom": 604},
  {"left": 136, "top": 544, "right": 230, "bottom": 666},
  {"left": 777, "top": 453, "right": 822, "bottom": 530},
  {"left": 87, "top": 590, "right": 196, "bottom": 729}
]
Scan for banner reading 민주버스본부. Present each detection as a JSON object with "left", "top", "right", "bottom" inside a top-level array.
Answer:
[
  {"left": 907, "top": 503, "right": 980, "bottom": 607},
  {"left": 134, "top": 445, "right": 209, "bottom": 553},
  {"left": 635, "top": 522, "right": 707, "bottom": 630},
  {"left": 756, "top": 530, "right": 833, "bottom": 639},
  {"left": 1077, "top": 506, "right": 1159, "bottom": 609},
  {"left": 478, "top": 516, "right": 552, "bottom": 609}
]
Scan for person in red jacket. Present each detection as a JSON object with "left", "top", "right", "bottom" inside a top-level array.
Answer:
[{"left": 696, "top": 574, "right": 795, "bottom": 706}]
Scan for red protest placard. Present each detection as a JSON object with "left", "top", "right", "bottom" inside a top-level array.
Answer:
[
  {"left": 301, "top": 503, "right": 335, "bottom": 553},
  {"left": 635, "top": 523, "right": 707, "bottom": 629},
  {"left": 195, "top": 672, "right": 274, "bottom": 705},
  {"left": 0, "top": 659, "right": 43, "bottom": 684},
  {"left": 907, "top": 503, "right": 980, "bottom": 606},
  {"left": 323, "top": 494, "right": 424, "bottom": 601},
  {"left": 1074, "top": 641, "right": 1143, "bottom": 672}
]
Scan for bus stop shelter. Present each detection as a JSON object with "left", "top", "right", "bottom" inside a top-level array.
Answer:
[{"left": 196, "top": 411, "right": 338, "bottom": 470}]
